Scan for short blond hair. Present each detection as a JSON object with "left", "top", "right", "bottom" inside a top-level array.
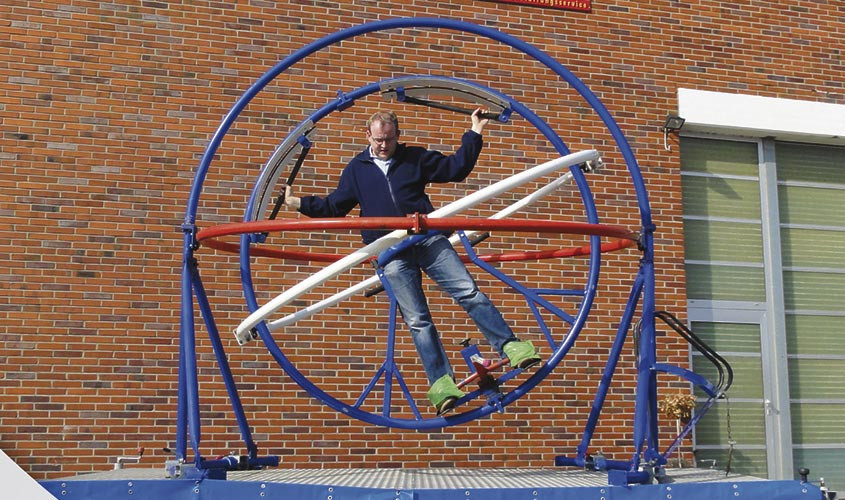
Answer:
[{"left": 366, "top": 110, "right": 399, "bottom": 132}]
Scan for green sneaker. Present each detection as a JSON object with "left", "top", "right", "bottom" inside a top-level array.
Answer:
[
  {"left": 426, "top": 374, "right": 465, "bottom": 415},
  {"left": 503, "top": 340, "right": 541, "bottom": 370}
]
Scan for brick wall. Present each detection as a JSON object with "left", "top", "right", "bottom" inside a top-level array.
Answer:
[{"left": 1, "top": 0, "right": 842, "bottom": 479}]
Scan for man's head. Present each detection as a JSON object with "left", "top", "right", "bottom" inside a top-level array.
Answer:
[{"left": 366, "top": 110, "right": 400, "bottom": 160}]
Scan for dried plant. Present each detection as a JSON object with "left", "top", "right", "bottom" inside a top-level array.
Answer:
[{"left": 659, "top": 393, "right": 697, "bottom": 423}]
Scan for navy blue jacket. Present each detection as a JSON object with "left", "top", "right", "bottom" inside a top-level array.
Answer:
[{"left": 298, "top": 130, "right": 483, "bottom": 243}]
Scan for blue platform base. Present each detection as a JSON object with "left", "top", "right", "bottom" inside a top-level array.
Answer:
[{"left": 41, "top": 467, "right": 821, "bottom": 500}]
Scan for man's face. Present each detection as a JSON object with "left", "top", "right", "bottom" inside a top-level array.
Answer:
[{"left": 366, "top": 120, "right": 399, "bottom": 160}]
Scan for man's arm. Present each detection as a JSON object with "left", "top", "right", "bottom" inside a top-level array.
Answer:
[
  {"left": 283, "top": 167, "right": 359, "bottom": 217},
  {"left": 422, "top": 108, "right": 490, "bottom": 184}
]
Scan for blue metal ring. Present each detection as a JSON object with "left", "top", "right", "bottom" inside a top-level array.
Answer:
[{"left": 186, "top": 17, "right": 649, "bottom": 430}]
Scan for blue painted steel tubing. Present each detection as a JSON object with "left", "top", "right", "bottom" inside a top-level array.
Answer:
[{"left": 183, "top": 17, "right": 650, "bottom": 431}]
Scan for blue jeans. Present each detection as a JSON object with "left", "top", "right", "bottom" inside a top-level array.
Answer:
[{"left": 382, "top": 234, "right": 517, "bottom": 385}]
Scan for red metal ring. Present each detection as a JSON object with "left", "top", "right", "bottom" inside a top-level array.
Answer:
[{"left": 196, "top": 216, "right": 639, "bottom": 263}]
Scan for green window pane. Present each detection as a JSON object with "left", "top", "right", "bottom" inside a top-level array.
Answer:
[
  {"left": 776, "top": 142, "right": 845, "bottom": 185},
  {"left": 791, "top": 403, "right": 845, "bottom": 444},
  {"left": 682, "top": 176, "right": 762, "bottom": 219},
  {"left": 788, "top": 358, "right": 845, "bottom": 399},
  {"left": 694, "top": 401, "right": 766, "bottom": 445},
  {"left": 683, "top": 219, "right": 763, "bottom": 263},
  {"left": 685, "top": 263, "right": 766, "bottom": 302},
  {"left": 778, "top": 184, "right": 845, "bottom": 227},
  {"left": 792, "top": 448, "right": 845, "bottom": 493},
  {"left": 681, "top": 138, "right": 759, "bottom": 177},
  {"left": 783, "top": 270, "right": 845, "bottom": 311},
  {"left": 785, "top": 314, "right": 845, "bottom": 356},
  {"left": 689, "top": 321, "right": 761, "bottom": 353},
  {"left": 781, "top": 227, "right": 845, "bottom": 270},
  {"left": 694, "top": 356, "right": 762, "bottom": 399},
  {"left": 693, "top": 448, "right": 768, "bottom": 478}
]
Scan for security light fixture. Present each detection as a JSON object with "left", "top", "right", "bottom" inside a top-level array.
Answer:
[{"left": 662, "top": 114, "right": 685, "bottom": 151}]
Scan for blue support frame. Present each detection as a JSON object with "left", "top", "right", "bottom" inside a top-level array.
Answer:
[
  {"left": 174, "top": 228, "right": 280, "bottom": 478},
  {"left": 175, "top": 16, "right": 727, "bottom": 486}
]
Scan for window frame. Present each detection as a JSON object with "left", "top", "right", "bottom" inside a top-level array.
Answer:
[{"left": 681, "top": 133, "right": 794, "bottom": 479}]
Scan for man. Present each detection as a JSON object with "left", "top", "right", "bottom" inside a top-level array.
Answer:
[{"left": 283, "top": 109, "right": 540, "bottom": 415}]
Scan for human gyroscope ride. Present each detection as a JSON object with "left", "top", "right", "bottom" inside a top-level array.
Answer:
[{"left": 176, "top": 17, "right": 731, "bottom": 486}]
